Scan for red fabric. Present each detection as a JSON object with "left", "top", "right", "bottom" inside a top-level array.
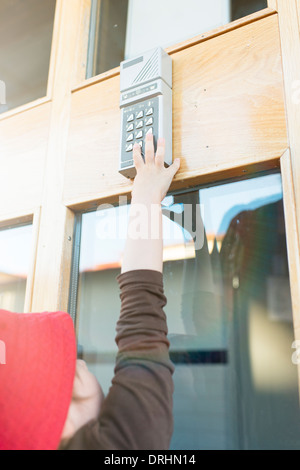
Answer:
[{"left": 0, "top": 310, "right": 77, "bottom": 450}]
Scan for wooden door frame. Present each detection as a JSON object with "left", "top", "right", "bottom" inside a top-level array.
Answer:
[{"left": 0, "top": 1, "right": 299, "bottom": 338}]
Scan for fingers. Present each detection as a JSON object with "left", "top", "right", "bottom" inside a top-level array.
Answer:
[
  {"left": 133, "top": 142, "right": 144, "bottom": 170},
  {"left": 155, "top": 138, "right": 165, "bottom": 167},
  {"left": 134, "top": 134, "right": 180, "bottom": 180},
  {"left": 145, "top": 132, "right": 155, "bottom": 165},
  {"left": 167, "top": 158, "right": 181, "bottom": 178}
]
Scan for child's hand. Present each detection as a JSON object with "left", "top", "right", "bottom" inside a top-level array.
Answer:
[{"left": 131, "top": 133, "right": 180, "bottom": 205}]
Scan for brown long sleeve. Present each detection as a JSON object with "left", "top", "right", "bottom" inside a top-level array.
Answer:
[{"left": 62, "top": 269, "right": 174, "bottom": 450}]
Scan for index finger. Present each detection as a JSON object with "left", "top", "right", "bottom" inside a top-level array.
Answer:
[
  {"left": 144, "top": 132, "right": 155, "bottom": 165},
  {"left": 133, "top": 142, "right": 144, "bottom": 170},
  {"left": 155, "top": 138, "right": 166, "bottom": 167}
]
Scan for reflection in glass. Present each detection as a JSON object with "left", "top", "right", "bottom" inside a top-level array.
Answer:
[
  {"left": 0, "top": 0, "right": 56, "bottom": 114},
  {"left": 0, "top": 224, "right": 33, "bottom": 312},
  {"left": 75, "top": 173, "right": 300, "bottom": 450},
  {"left": 87, "top": 0, "right": 268, "bottom": 78}
]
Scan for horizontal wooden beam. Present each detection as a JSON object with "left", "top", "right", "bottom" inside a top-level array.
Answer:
[
  {"left": 0, "top": 96, "right": 51, "bottom": 122},
  {"left": 0, "top": 211, "right": 33, "bottom": 230},
  {"left": 64, "top": 14, "right": 287, "bottom": 208}
]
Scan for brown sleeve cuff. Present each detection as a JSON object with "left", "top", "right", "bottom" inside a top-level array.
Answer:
[{"left": 116, "top": 269, "right": 163, "bottom": 289}]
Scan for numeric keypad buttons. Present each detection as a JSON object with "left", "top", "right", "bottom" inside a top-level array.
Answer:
[
  {"left": 122, "top": 97, "right": 158, "bottom": 162},
  {"left": 146, "top": 117, "right": 153, "bottom": 126},
  {"left": 126, "top": 123, "right": 134, "bottom": 132}
]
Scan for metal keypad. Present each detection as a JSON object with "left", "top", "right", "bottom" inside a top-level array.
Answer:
[{"left": 121, "top": 96, "right": 159, "bottom": 168}]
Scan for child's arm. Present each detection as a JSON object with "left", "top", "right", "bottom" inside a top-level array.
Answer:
[
  {"left": 121, "top": 134, "right": 180, "bottom": 274},
  {"left": 62, "top": 136, "right": 180, "bottom": 450}
]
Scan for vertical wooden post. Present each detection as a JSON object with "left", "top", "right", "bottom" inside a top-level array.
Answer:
[
  {"left": 24, "top": 208, "right": 41, "bottom": 313},
  {"left": 277, "top": 0, "right": 300, "bottom": 393},
  {"left": 72, "top": 0, "right": 93, "bottom": 87},
  {"left": 31, "top": 0, "right": 89, "bottom": 312},
  {"left": 281, "top": 150, "right": 300, "bottom": 326},
  {"left": 276, "top": 0, "right": 300, "bottom": 247},
  {"left": 281, "top": 149, "right": 300, "bottom": 392},
  {"left": 267, "top": 0, "right": 278, "bottom": 11}
]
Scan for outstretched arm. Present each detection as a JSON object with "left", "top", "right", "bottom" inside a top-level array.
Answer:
[
  {"left": 62, "top": 135, "right": 180, "bottom": 450},
  {"left": 121, "top": 133, "right": 180, "bottom": 274}
]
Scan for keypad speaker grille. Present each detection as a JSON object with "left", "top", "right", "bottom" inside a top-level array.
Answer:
[{"left": 133, "top": 49, "right": 159, "bottom": 86}]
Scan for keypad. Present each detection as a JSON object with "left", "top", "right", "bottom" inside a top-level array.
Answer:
[{"left": 121, "top": 97, "right": 159, "bottom": 162}]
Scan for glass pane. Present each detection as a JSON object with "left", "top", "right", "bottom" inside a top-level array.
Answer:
[
  {"left": 231, "top": 0, "right": 268, "bottom": 21},
  {"left": 0, "top": 224, "right": 33, "bottom": 312},
  {"left": 0, "top": 0, "right": 56, "bottom": 114},
  {"left": 87, "top": 0, "right": 268, "bottom": 78},
  {"left": 75, "top": 172, "right": 300, "bottom": 450}
]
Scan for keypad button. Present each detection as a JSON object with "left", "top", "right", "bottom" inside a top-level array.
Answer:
[
  {"left": 146, "top": 127, "right": 153, "bottom": 135},
  {"left": 126, "top": 123, "right": 134, "bottom": 132},
  {"left": 126, "top": 133, "right": 134, "bottom": 142},
  {"left": 126, "top": 143, "right": 133, "bottom": 152},
  {"left": 136, "top": 130, "right": 143, "bottom": 139},
  {"left": 136, "top": 120, "right": 143, "bottom": 129},
  {"left": 136, "top": 110, "right": 144, "bottom": 119},
  {"left": 127, "top": 114, "right": 134, "bottom": 122},
  {"left": 146, "top": 117, "right": 153, "bottom": 126},
  {"left": 146, "top": 108, "right": 153, "bottom": 116}
]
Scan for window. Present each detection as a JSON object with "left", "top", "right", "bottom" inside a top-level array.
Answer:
[
  {"left": 231, "top": 0, "right": 268, "bottom": 21},
  {"left": 0, "top": 0, "right": 57, "bottom": 114},
  {"left": 71, "top": 172, "right": 300, "bottom": 450},
  {"left": 87, "top": 0, "right": 268, "bottom": 78},
  {"left": 0, "top": 224, "right": 33, "bottom": 312}
]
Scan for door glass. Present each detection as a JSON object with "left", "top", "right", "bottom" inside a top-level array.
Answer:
[
  {"left": 86, "top": 0, "right": 268, "bottom": 78},
  {"left": 74, "top": 172, "right": 300, "bottom": 450},
  {"left": 0, "top": 224, "right": 33, "bottom": 312},
  {"left": 231, "top": 0, "right": 268, "bottom": 21},
  {"left": 0, "top": 0, "right": 56, "bottom": 114}
]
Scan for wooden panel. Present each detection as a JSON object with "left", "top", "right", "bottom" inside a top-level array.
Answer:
[
  {"left": 64, "top": 14, "right": 287, "bottom": 209},
  {"left": 0, "top": 102, "right": 51, "bottom": 217},
  {"left": 172, "top": 14, "right": 285, "bottom": 176}
]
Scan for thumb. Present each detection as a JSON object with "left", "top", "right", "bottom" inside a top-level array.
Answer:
[{"left": 168, "top": 158, "right": 180, "bottom": 177}]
